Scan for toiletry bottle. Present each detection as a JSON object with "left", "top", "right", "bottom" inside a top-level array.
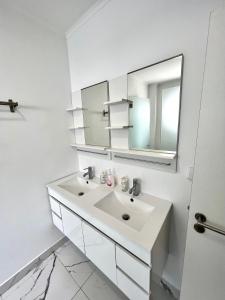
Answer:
[
  {"left": 106, "top": 169, "right": 115, "bottom": 187},
  {"left": 100, "top": 170, "right": 107, "bottom": 184},
  {"left": 121, "top": 176, "right": 129, "bottom": 192}
]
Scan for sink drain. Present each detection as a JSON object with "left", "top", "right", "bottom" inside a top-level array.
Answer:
[
  {"left": 122, "top": 214, "right": 130, "bottom": 221},
  {"left": 78, "top": 192, "right": 84, "bottom": 196}
]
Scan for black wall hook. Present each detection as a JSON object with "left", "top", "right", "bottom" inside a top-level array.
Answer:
[{"left": 0, "top": 99, "right": 18, "bottom": 112}]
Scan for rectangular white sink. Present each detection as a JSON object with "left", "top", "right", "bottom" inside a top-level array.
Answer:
[
  {"left": 95, "top": 191, "right": 154, "bottom": 231},
  {"left": 58, "top": 176, "right": 99, "bottom": 197}
]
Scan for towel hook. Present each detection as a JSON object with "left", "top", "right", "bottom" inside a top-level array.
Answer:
[{"left": 0, "top": 99, "right": 18, "bottom": 112}]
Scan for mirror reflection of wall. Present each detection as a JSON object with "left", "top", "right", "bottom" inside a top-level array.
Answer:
[
  {"left": 128, "top": 55, "right": 183, "bottom": 152},
  {"left": 81, "top": 81, "right": 110, "bottom": 147}
]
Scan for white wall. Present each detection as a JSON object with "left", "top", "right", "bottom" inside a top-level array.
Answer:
[
  {"left": 0, "top": 4, "right": 77, "bottom": 285},
  {"left": 67, "top": 0, "right": 225, "bottom": 291}
]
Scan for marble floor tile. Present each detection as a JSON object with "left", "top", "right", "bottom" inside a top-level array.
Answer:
[
  {"left": 0, "top": 276, "right": 18, "bottom": 296},
  {"left": 67, "top": 261, "right": 96, "bottom": 287},
  {"left": 55, "top": 241, "right": 96, "bottom": 286},
  {"left": 1, "top": 270, "right": 35, "bottom": 300},
  {"left": 72, "top": 290, "right": 89, "bottom": 300},
  {"left": 2, "top": 253, "right": 79, "bottom": 300},
  {"left": 151, "top": 280, "right": 176, "bottom": 300},
  {"left": 1, "top": 241, "right": 175, "bottom": 300},
  {"left": 55, "top": 241, "right": 87, "bottom": 265},
  {"left": 82, "top": 270, "right": 127, "bottom": 300}
]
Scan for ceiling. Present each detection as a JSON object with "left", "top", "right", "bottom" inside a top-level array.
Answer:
[{"left": 1, "top": 0, "right": 99, "bottom": 34}]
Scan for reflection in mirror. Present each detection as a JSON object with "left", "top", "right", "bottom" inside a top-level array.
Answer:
[
  {"left": 81, "top": 81, "right": 110, "bottom": 147},
  {"left": 128, "top": 55, "right": 183, "bottom": 152}
]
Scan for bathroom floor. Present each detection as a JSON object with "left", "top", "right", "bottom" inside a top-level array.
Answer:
[{"left": 1, "top": 241, "right": 175, "bottom": 300}]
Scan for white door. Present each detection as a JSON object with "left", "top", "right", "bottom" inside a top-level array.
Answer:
[
  {"left": 180, "top": 7, "right": 225, "bottom": 300},
  {"left": 61, "top": 206, "right": 85, "bottom": 253}
]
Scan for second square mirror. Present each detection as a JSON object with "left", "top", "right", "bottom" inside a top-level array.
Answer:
[{"left": 128, "top": 55, "right": 183, "bottom": 153}]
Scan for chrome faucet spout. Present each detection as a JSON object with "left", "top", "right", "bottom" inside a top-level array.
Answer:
[
  {"left": 83, "top": 166, "right": 95, "bottom": 180},
  {"left": 129, "top": 187, "right": 134, "bottom": 194},
  {"left": 129, "top": 178, "right": 141, "bottom": 196}
]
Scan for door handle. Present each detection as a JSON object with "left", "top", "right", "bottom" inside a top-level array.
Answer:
[{"left": 194, "top": 213, "right": 225, "bottom": 236}]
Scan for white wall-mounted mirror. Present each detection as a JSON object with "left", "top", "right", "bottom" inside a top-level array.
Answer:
[
  {"left": 128, "top": 55, "right": 183, "bottom": 153},
  {"left": 81, "top": 81, "right": 110, "bottom": 147}
]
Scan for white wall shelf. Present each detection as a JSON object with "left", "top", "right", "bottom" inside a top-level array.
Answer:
[
  {"left": 107, "top": 148, "right": 176, "bottom": 165},
  {"left": 71, "top": 144, "right": 109, "bottom": 155},
  {"left": 105, "top": 125, "right": 133, "bottom": 130},
  {"left": 69, "top": 126, "right": 88, "bottom": 130},
  {"left": 103, "top": 99, "right": 133, "bottom": 107},
  {"left": 66, "top": 107, "right": 85, "bottom": 112}
]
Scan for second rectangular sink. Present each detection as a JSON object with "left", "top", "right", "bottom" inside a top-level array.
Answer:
[
  {"left": 95, "top": 191, "right": 154, "bottom": 231},
  {"left": 59, "top": 176, "right": 99, "bottom": 197}
]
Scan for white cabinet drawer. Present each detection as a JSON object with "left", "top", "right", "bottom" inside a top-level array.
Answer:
[
  {"left": 116, "top": 245, "right": 150, "bottom": 292},
  {"left": 61, "top": 206, "right": 85, "bottom": 253},
  {"left": 82, "top": 222, "right": 117, "bottom": 284},
  {"left": 117, "top": 268, "right": 149, "bottom": 300},
  {"left": 49, "top": 196, "right": 61, "bottom": 217},
  {"left": 52, "top": 212, "right": 63, "bottom": 232}
]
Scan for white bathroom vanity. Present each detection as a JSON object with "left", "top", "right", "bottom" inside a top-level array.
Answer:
[{"left": 47, "top": 173, "right": 172, "bottom": 300}]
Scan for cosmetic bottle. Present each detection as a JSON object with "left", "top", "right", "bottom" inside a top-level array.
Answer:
[{"left": 106, "top": 169, "right": 115, "bottom": 187}]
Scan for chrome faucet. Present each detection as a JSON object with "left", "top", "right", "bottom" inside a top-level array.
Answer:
[
  {"left": 83, "top": 166, "right": 94, "bottom": 180},
  {"left": 129, "top": 178, "right": 141, "bottom": 196}
]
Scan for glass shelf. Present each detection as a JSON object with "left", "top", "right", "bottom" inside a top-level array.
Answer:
[
  {"left": 68, "top": 126, "right": 88, "bottom": 130},
  {"left": 103, "top": 99, "right": 133, "bottom": 107},
  {"left": 66, "top": 107, "right": 85, "bottom": 112},
  {"left": 105, "top": 125, "right": 133, "bottom": 130}
]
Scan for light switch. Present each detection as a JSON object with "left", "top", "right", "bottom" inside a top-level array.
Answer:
[{"left": 186, "top": 166, "right": 194, "bottom": 180}]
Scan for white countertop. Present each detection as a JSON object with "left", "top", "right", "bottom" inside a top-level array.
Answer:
[{"left": 47, "top": 173, "right": 172, "bottom": 265}]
